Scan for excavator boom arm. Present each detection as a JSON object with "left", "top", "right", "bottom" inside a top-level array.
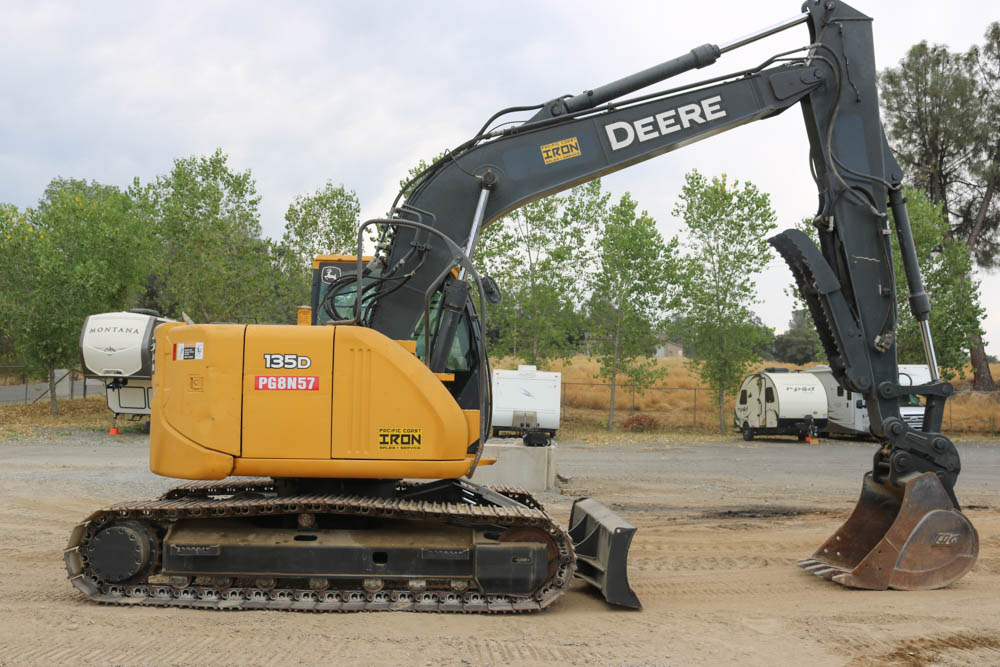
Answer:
[{"left": 357, "top": 1, "right": 961, "bottom": 500}]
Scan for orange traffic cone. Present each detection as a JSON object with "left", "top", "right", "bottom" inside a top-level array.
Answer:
[{"left": 109, "top": 427, "right": 120, "bottom": 435}]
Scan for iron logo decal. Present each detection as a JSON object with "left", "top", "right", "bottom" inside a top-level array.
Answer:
[
  {"left": 540, "top": 137, "right": 581, "bottom": 165},
  {"left": 378, "top": 428, "right": 423, "bottom": 450}
]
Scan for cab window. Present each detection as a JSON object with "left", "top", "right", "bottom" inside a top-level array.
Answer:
[
  {"left": 316, "top": 279, "right": 372, "bottom": 325},
  {"left": 411, "top": 293, "right": 472, "bottom": 372}
]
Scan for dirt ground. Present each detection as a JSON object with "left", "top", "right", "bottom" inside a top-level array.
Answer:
[{"left": 0, "top": 429, "right": 998, "bottom": 666}]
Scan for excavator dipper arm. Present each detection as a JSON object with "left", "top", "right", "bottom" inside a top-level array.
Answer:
[{"left": 343, "top": 0, "right": 978, "bottom": 595}]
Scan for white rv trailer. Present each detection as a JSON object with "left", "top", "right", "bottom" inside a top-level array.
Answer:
[
  {"left": 490, "top": 365, "right": 561, "bottom": 445},
  {"left": 806, "top": 365, "right": 869, "bottom": 437},
  {"left": 733, "top": 368, "right": 827, "bottom": 441},
  {"left": 806, "top": 364, "right": 929, "bottom": 437},
  {"left": 79, "top": 310, "right": 171, "bottom": 423}
]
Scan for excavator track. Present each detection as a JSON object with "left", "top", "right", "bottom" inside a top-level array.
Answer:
[{"left": 65, "top": 478, "right": 575, "bottom": 613}]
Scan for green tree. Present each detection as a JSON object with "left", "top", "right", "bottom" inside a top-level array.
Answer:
[
  {"left": 0, "top": 204, "right": 32, "bottom": 366},
  {"left": 671, "top": 171, "right": 776, "bottom": 434},
  {"left": 273, "top": 182, "right": 362, "bottom": 318},
  {"left": 132, "top": 149, "right": 288, "bottom": 323},
  {"left": 879, "top": 25, "right": 1000, "bottom": 388},
  {"left": 879, "top": 42, "right": 979, "bottom": 208},
  {"left": 893, "top": 189, "right": 983, "bottom": 380},
  {"left": 0, "top": 180, "right": 151, "bottom": 414},
  {"left": 587, "top": 192, "right": 677, "bottom": 432},
  {"left": 772, "top": 310, "right": 821, "bottom": 364},
  {"left": 476, "top": 180, "right": 606, "bottom": 365},
  {"left": 952, "top": 23, "right": 1000, "bottom": 267},
  {"left": 773, "top": 329, "right": 820, "bottom": 365},
  {"left": 280, "top": 182, "right": 360, "bottom": 267}
]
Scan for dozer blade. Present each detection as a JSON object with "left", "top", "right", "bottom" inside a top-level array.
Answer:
[
  {"left": 799, "top": 472, "right": 978, "bottom": 590},
  {"left": 568, "top": 498, "right": 641, "bottom": 609}
]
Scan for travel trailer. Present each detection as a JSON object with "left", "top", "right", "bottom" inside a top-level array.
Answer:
[
  {"left": 490, "top": 365, "right": 561, "bottom": 445},
  {"left": 80, "top": 310, "right": 171, "bottom": 427},
  {"left": 733, "top": 368, "right": 827, "bottom": 441},
  {"left": 806, "top": 364, "right": 929, "bottom": 437},
  {"left": 806, "top": 365, "right": 869, "bottom": 437}
]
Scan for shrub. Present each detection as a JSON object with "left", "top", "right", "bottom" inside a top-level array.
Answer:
[{"left": 621, "top": 413, "right": 660, "bottom": 432}]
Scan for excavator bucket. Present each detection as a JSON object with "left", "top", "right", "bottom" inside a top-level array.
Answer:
[
  {"left": 569, "top": 498, "right": 641, "bottom": 609},
  {"left": 799, "top": 472, "right": 978, "bottom": 590}
]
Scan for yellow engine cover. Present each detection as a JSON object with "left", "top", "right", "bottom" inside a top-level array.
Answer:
[{"left": 150, "top": 323, "right": 479, "bottom": 480}]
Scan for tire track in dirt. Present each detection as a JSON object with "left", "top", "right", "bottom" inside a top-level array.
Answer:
[
  {"left": 6, "top": 634, "right": 218, "bottom": 664},
  {"left": 460, "top": 637, "right": 615, "bottom": 664},
  {"left": 634, "top": 578, "right": 807, "bottom": 599},
  {"left": 971, "top": 556, "right": 1000, "bottom": 575},
  {"left": 628, "top": 555, "right": 793, "bottom": 572},
  {"left": 2, "top": 587, "right": 81, "bottom": 603},
  {"left": 842, "top": 631, "right": 1000, "bottom": 666}
]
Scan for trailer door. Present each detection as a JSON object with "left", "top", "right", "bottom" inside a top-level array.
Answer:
[
  {"left": 747, "top": 377, "right": 763, "bottom": 428},
  {"left": 764, "top": 380, "right": 778, "bottom": 428}
]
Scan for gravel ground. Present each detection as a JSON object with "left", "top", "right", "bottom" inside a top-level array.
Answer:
[{"left": 0, "top": 428, "right": 998, "bottom": 665}]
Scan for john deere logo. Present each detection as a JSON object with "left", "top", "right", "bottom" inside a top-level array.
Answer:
[
  {"left": 540, "top": 137, "right": 581, "bottom": 165},
  {"left": 321, "top": 266, "right": 341, "bottom": 284}
]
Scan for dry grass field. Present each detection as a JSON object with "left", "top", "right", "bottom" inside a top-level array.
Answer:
[{"left": 0, "top": 397, "right": 138, "bottom": 440}]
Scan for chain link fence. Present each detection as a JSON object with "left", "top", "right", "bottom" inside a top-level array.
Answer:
[
  {"left": 0, "top": 366, "right": 103, "bottom": 406},
  {"left": 560, "top": 380, "right": 1000, "bottom": 435}
]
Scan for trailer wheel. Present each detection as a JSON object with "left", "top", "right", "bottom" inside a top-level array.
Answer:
[{"left": 741, "top": 424, "right": 754, "bottom": 441}]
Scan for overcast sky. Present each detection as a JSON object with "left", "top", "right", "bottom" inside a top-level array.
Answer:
[{"left": 3, "top": 0, "right": 997, "bottom": 349}]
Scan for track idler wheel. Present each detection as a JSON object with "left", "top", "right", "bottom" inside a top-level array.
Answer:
[
  {"left": 87, "top": 520, "right": 158, "bottom": 584},
  {"left": 799, "top": 472, "right": 978, "bottom": 590}
]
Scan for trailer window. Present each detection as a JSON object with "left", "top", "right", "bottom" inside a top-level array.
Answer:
[
  {"left": 837, "top": 386, "right": 844, "bottom": 397},
  {"left": 739, "top": 390, "right": 747, "bottom": 405},
  {"left": 765, "top": 387, "right": 775, "bottom": 403}
]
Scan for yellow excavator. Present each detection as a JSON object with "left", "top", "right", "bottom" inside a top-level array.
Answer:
[{"left": 66, "top": 0, "right": 978, "bottom": 612}]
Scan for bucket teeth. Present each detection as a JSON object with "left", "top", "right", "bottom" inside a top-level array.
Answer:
[{"left": 797, "top": 559, "right": 846, "bottom": 580}]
